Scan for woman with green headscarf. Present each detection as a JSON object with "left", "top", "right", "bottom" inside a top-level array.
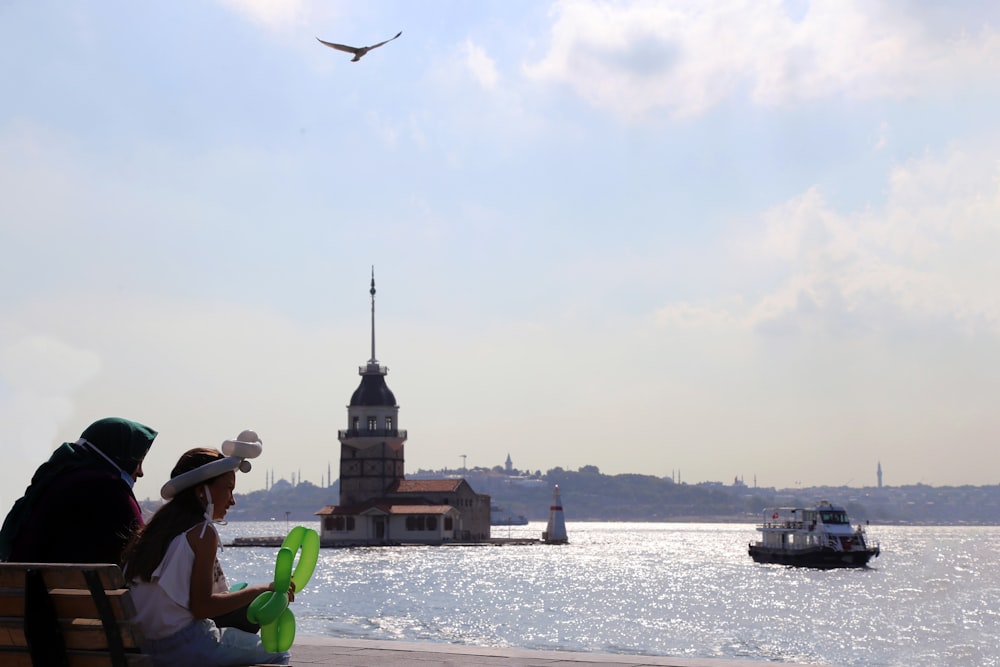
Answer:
[{"left": 0, "top": 417, "right": 157, "bottom": 563}]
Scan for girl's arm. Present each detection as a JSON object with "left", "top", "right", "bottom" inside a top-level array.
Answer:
[{"left": 187, "top": 527, "right": 283, "bottom": 619}]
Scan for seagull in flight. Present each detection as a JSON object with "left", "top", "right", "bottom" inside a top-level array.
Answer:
[{"left": 316, "top": 31, "right": 402, "bottom": 62}]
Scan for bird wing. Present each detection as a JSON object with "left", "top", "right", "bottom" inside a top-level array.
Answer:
[
  {"left": 366, "top": 31, "right": 402, "bottom": 51},
  {"left": 316, "top": 38, "right": 361, "bottom": 55}
]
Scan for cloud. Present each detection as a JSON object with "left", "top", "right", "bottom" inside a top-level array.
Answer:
[
  {"left": 524, "top": 0, "right": 1000, "bottom": 120},
  {"left": 213, "top": 0, "right": 327, "bottom": 30},
  {"left": 0, "top": 334, "right": 102, "bottom": 506},
  {"left": 874, "top": 121, "right": 889, "bottom": 151},
  {"left": 0, "top": 335, "right": 101, "bottom": 394},
  {"left": 463, "top": 39, "right": 501, "bottom": 91},
  {"left": 671, "top": 140, "right": 1000, "bottom": 339},
  {"left": 0, "top": 291, "right": 360, "bottom": 502},
  {"left": 653, "top": 300, "right": 742, "bottom": 331}
]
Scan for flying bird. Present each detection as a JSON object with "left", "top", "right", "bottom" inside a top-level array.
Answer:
[{"left": 316, "top": 31, "right": 402, "bottom": 62}]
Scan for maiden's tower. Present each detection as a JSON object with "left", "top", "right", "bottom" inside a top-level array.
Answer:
[{"left": 316, "top": 271, "right": 490, "bottom": 545}]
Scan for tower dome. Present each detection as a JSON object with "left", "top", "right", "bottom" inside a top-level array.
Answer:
[{"left": 349, "top": 369, "right": 397, "bottom": 407}]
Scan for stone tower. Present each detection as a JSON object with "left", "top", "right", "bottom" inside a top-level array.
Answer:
[{"left": 337, "top": 270, "right": 408, "bottom": 506}]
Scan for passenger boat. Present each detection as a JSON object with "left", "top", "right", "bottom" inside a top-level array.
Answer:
[
  {"left": 490, "top": 504, "right": 529, "bottom": 526},
  {"left": 748, "top": 500, "right": 880, "bottom": 568}
]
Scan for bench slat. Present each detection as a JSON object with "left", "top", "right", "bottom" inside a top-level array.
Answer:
[
  {"left": 0, "top": 616, "right": 144, "bottom": 651},
  {"left": 0, "top": 563, "right": 125, "bottom": 590},
  {"left": 0, "top": 651, "right": 153, "bottom": 667},
  {"left": 0, "top": 587, "right": 135, "bottom": 621}
]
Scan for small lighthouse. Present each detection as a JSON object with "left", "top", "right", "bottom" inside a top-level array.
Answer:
[{"left": 542, "top": 484, "right": 568, "bottom": 544}]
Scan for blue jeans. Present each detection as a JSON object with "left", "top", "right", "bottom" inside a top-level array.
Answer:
[{"left": 142, "top": 618, "right": 289, "bottom": 667}]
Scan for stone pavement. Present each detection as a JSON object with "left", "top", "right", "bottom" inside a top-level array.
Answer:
[{"left": 288, "top": 637, "right": 819, "bottom": 666}]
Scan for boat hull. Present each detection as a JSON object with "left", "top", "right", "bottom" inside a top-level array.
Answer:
[
  {"left": 748, "top": 544, "right": 879, "bottom": 568},
  {"left": 491, "top": 517, "right": 529, "bottom": 526}
]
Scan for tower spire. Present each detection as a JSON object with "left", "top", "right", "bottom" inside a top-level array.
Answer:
[{"left": 369, "top": 266, "right": 377, "bottom": 364}]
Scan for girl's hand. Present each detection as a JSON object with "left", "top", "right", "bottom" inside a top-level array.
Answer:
[{"left": 264, "top": 580, "right": 296, "bottom": 602}]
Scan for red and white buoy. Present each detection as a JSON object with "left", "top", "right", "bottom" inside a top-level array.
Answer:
[{"left": 542, "top": 484, "right": 568, "bottom": 544}]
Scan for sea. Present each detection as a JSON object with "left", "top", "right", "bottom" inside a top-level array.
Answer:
[{"left": 214, "top": 521, "right": 1000, "bottom": 666}]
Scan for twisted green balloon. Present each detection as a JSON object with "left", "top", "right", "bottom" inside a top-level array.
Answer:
[{"left": 247, "top": 526, "right": 320, "bottom": 652}]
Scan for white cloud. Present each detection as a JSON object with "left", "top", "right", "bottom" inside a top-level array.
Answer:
[
  {"left": 0, "top": 292, "right": 359, "bottom": 502},
  {"left": 697, "top": 141, "right": 1000, "bottom": 338},
  {"left": 0, "top": 335, "right": 102, "bottom": 507},
  {"left": 0, "top": 335, "right": 101, "bottom": 393},
  {"left": 463, "top": 39, "right": 500, "bottom": 91},
  {"left": 525, "top": 0, "right": 1000, "bottom": 120},
  {"left": 874, "top": 121, "right": 889, "bottom": 151},
  {"left": 652, "top": 300, "right": 742, "bottom": 331},
  {"left": 214, "top": 0, "right": 311, "bottom": 29}
]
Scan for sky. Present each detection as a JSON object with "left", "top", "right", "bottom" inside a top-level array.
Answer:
[{"left": 2, "top": 1, "right": 1000, "bottom": 507}]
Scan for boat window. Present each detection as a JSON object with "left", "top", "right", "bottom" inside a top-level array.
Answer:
[{"left": 820, "top": 511, "right": 849, "bottom": 524}]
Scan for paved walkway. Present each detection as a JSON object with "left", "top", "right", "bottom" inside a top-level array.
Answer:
[{"left": 289, "top": 637, "right": 819, "bottom": 666}]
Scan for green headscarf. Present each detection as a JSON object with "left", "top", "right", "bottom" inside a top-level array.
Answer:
[{"left": 0, "top": 417, "right": 157, "bottom": 560}]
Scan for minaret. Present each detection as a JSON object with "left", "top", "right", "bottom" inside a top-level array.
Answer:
[
  {"left": 877, "top": 461, "right": 883, "bottom": 489},
  {"left": 337, "top": 269, "right": 408, "bottom": 506}
]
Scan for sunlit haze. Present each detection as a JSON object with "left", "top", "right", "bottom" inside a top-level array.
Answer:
[{"left": 3, "top": 1, "right": 1000, "bottom": 508}]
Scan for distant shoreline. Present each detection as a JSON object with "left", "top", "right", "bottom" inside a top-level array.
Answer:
[{"left": 218, "top": 515, "right": 1000, "bottom": 527}]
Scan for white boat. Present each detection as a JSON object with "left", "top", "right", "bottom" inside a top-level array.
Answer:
[
  {"left": 748, "top": 500, "right": 880, "bottom": 568},
  {"left": 490, "top": 504, "right": 528, "bottom": 526}
]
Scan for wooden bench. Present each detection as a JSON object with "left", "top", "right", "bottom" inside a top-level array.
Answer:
[{"left": 0, "top": 562, "right": 152, "bottom": 667}]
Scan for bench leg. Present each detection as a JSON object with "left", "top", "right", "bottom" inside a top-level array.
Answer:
[
  {"left": 25, "top": 568, "right": 70, "bottom": 667},
  {"left": 84, "top": 568, "right": 128, "bottom": 667}
]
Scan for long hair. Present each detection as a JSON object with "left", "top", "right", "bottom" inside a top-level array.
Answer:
[{"left": 122, "top": 447, "right": 223, "bottom": 580}]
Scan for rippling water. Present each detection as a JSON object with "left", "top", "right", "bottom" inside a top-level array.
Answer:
[{"left": 215, "top": 521, "right": 1000, "bottom": 666}]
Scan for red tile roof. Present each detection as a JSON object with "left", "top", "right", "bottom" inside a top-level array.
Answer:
[
  {"left": 387, "top": 505, "right": 454, "bottom": 515},
  {"left": 394, "top": 479, "right": 464, "bottom": 493}
]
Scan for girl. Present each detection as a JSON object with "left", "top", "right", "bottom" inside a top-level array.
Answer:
[{"left": 123, "top": 438, "right": 292, "bottom": 666}]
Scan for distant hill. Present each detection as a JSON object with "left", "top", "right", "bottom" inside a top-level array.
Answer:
[
  {"left": 140, "top": 478, "right": 338, "bottom": 523},
  {"left": 140, "top": 467, "right": 1000, "bottom": 525}
]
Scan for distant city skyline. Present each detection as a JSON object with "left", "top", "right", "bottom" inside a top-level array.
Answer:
[
  {"left": 234, "top": 457, "right": 914, "bottom": 495},
  {"left": 3, "top": 2, "right": 1000, "bottom": 509}
]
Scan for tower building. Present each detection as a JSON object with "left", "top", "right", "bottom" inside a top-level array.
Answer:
[
  {"left": 316, "top": 271, "right": 491, "bottom": 545},
  {"left": 337, "top": 271, "right": 407, "bottom": 506}
]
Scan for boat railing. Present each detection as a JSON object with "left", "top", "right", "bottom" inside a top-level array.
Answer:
[{"left": 826, "top": 533, "right": 874, "bottom": 552}]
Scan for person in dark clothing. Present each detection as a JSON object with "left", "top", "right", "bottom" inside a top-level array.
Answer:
[{"left": 0, "top": 417, "right": 157, "bottom": 563}]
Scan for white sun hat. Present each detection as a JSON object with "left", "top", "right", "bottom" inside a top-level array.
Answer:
[{"left": 160, "top": 429, "right": 263, "bottom": 500}]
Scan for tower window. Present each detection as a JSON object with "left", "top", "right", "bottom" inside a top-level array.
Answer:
[
  {"left": 352, "top": 416, "right": 360, "bottom": 432},
  {"left": 385, "top": 416, "right": 393, "bottom": 431},
  {"left": 367, "top": 416, "right": 377, "bottom": 431}
]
